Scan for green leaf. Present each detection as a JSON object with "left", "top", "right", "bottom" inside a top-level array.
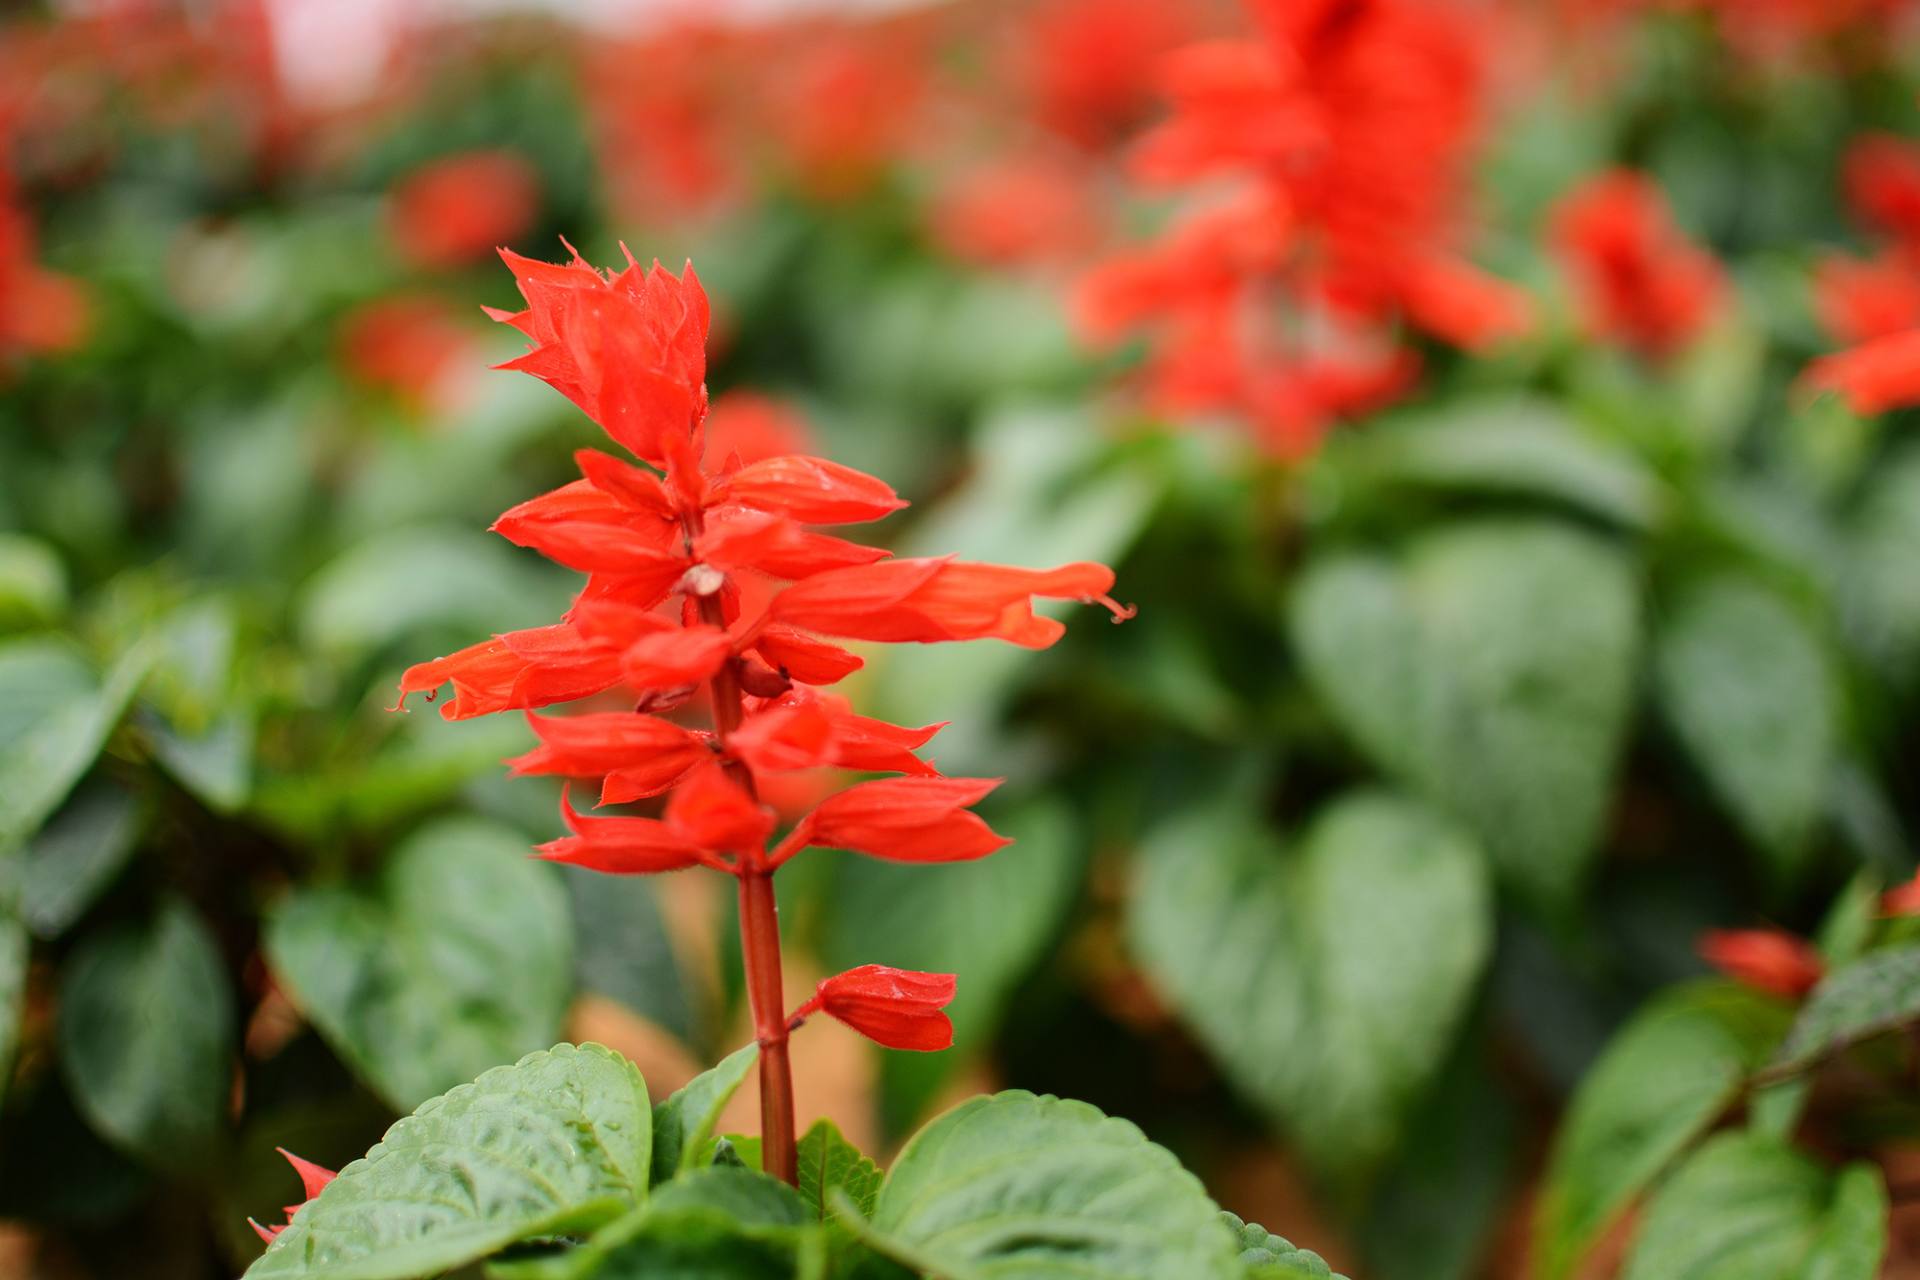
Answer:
[
  {"left": 0, "top": 638, "right": 147, "bottom": 852},
  {"left": 0, "top": 913, "right": 24, "bottom": 1104},
  {"left": 857, "top": 1090, "right": 1244, "bottom": 1280},
  {"left": 1326, "top": 397, "right": 1663, "bottom": 528},
  {"left": 244, "top": 1043, "right": 652, "bottom": 1280},
  {"left": 147, "top": 707, "right": 254, "bottom": 813},
  {"left": 265, "top": 817, "right": 572, "bottom": 1110},
  {"left": 650, "top": 1167, "right": 809, "bottom": 1229},
  {"left": 57, "top": 899, "right": 232, "bottom": 1167},
  {"left": 513, "top": 1206, "right": 822, "bottom": 1280},
  {"left": 650, "top": 1044, "right": 759, "bottom": 1185},
  {"left": 297, "top": 526, "right": 574, "bottom": 662},
  {"left": 0, "top": 534, "right": 67, "bottom": 631},
  {"left": 1655, "top": 575, "right": 1836, "bottom": 882},
  {"left": 797, "top": 1119, "right": 881, "bottom": 1223},
  {"left": 1224, "top": 1213, "right": 1348, "bottom": 1278},
  {"left": 1533, "top": 981, "right": 1791, "bottom": 1280},
  {"left": 14, "top": 775, "right": 143, "bottom": 939},
  {"left": 1290, "top": 520, "right": 1638, "bottom": 909},
  {"left": 1620, "top": 1133, "right": 1885, "bottom": 1280},
  {"left": 1129, "top": 791, "right": 1491, "bottom": 1184},
  {"left": 1772, "top": 943, "right": 1920, "bottom": 1076},
  {"left": 1843, "top": 440, "right": 1920, "bottom": 690},
  {"left": 822, "top": 799, "right": 1079, "bottom": 1129}
]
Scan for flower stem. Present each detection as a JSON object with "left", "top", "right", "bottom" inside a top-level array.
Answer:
[{"left": 696, "top": 588, "right": 799, "bottom": 1185}]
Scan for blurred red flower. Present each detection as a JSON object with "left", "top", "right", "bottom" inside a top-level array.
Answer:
[
  {"left": 388, "top": 149, "right": 541, "bottom": 271},
  {"left": 1697, "top": 928, "right": 1824, "bottom": 1000},
  {"left": 1550, "top": 169, "right": 1724, "bottom": 359},
  {"left": 335, "top": 296, "right": 475, "bottom": 413}
]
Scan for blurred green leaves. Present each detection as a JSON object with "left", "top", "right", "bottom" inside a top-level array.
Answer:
[
  {"left": 1130, "top": 791, "right": 1491, "bottom": 1189},
  {"left": 265, "top": 818, "right": 572, "bottom": 1111},
  {"left": 58, "top": 899, "right": 233, "bottom": 1169},
  {"left": 1290, "top": 521, "right": 1639, "bottom": 911}
]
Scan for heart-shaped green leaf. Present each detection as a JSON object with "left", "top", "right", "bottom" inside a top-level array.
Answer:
[
  {"left": 856, "top": 1090, "right": 1244, "bottom": 1280},
  {"left": 1290, "top": 520, "right": 1638, "bottom": 909},
  {"left": 244, "top": 1043, "right": 651, "bottom": 1280},
  {"left": 266, "top": 817, "right": 572, "bottom": 1111},
  {"left": 1129, "top": 790, "right": 1491, "bottom": 1185},
  {"left": 1533, "top": 981, "right": 1792, "bottom": 1280},
  {"left": 1655, "top": 574, "right": 1836, "bottom": 883},
  {"left": 1619, "top": 1132, "right": 1885, "bottom": 1280},
  {"left": 0, "top": 638, "right": 147, "bottom": 852},
  {"left": 57, "top": 898, "right": 233, "bottom": 1168},
  {"left": 650, "top": 1043, "right": 758, "bottom": 1185}
]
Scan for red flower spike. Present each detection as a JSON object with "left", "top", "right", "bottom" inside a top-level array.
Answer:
[
  {"left": 794, "top": 964, "right": 956, "bottom": 1052},
  {"left": 508, "top": 712, "right": 708, "bottom": 801},
  {"left": 664, "top": 762, "right": 775, "bottom": 854},
  {"left": 1697, "top": 929, "right": 1824, "bottom": 1001},
  {"left": 1551, "top": 171, "right": 1724, "bottom": 360},
  {"left": 537, "top": 788, "right": 707, "bottom": 875},
  {"left": 781, "top": 776, "right": 1007, "bottom": 865},
  {"left": 249, "top": 1148, "right": 337, "bottom": 1247},
  {"left": 713, "top": 455, "right": 907, "bottom": 525},
  {"left": 771, "top": 558, "right": 1132, "bottom": 648}
]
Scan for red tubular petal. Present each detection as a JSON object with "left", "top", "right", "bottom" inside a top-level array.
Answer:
[
  {"left": 714, "top": 455, "right": 908, "bottom": 524},
  {"left": 771, "top": 558, "right": 1126, "bottom": 647},
  {"left": 1697, "top": 929, "right": 1823, "bottom": 1001},
  {"left": 664, "top": 761, "right": 774, "bottom": 853},
  {"left": 803, "top": 964, "right": 956, "bottom": 1051},
  {"left": 537, "top": 790, "right": 706, "bottom": 874},
  {"left": 508, "top": 711, "right": 706, "bottom": 783},
  {"left": 573, "top": 449, "right": 677, "bottom": 516},
  {"left": 277, "top": 1148, "right": 337, "bottom": 1201},
  {"left": 623, "top": 625, "right": 732, "bottom": 690},
  {"left": 750, "top": 625, "right": 865, "bottom": 685},
  {"left": 393, "top": 627, "right": 625, "bottom": 719},
  {"left": 797, "top": 777, "right": 1008, "bottom": 863}
]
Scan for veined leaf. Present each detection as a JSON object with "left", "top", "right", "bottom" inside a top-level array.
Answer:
[
  {"left": 244, "top": 1043, "right": 651, "bottom": 1280},
  {"left": 1772, "top": 943, "right": 1920, "bottom": 1076},
  {"left": 1129, "top": 791, "right": 1491, "bottom": 1185},
  {"left": 1225, "top": 1212, "right": 1349, "bottom": 1279},
  {"left": 1533, "top": 981, "right": 1791, "bottom": 1280},
  {"left": 1619, "top": 1133, "right": 1885, "bottom": 1280},
  {"left": 1290, "top": 520, "right": 1638, "bottom": 910},
  {"left": 798, "top": 1118, "right": 881, "bottom": 1223},
  {"left": 0, "top": 638, "right": 147, "bottom": 852},
  {"left": 266, "top": 817, "right": 572, "bottom": 1111},
  {"left": 855, "top": 1090, "right": 1246, "bottom": 1280}
]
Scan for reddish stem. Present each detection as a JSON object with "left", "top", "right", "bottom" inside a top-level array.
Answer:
[{"left": 694, "top": 581, "right": 798, "bottom": 1186}]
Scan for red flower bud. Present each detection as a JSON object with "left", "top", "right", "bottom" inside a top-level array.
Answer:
[
  {"left": 714, "top": 455, "right": 907, "bottom": 525},
  {"left": 796, "top": 964, "right": 956, "bottom": 1052},
  {"left": 781, "top": 776, "right": 1006, "bottom": 865},
  {"left": 1697, "top": 929, "right": 1824, "bottom": 1001}
]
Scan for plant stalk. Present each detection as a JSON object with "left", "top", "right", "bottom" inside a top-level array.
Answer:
[{"left": 696, "top": 587, "right": 799, "bottom": 1185}]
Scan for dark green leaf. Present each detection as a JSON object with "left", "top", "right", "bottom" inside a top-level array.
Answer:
[
  {"left": 1534, "top": 982, "right": 1792, "bottom": 1280},
  {"left": 650, "top": 1167, "right": 809, "bottom": 1229},
  {"left": 650, "top": 1044, "right": 758, "bottom": 1185},
  {"left": 244, "top": 1043, "right": 652, "bottom": 1280},
  {"left": 146, "top": 707, "right": 253, "bottom": 813},
  {"left": 0, "top": 913, "right": 24, "bottom": 1104},
  {"left": 1291, "top": 520, "right": 1638, "bottom": 909},
  {"left": 1773, "top": 943, "right": 1920, "bottom": 1076},
  {"left": 1843, "top": 440, "right": 1920, "bottom": 689},
  {"left": 856, "top": 1090, "right": 1244, "bottom": 1280},
  {"left": 265, "top": 817, "right": 572, "bottom": 1110},
  {"left": 1326, "top": 397, "right": 1663, "bottom": 528},
  {"left": 1129, "top": 791, "right": 1491, "bottom": 1184},
  {"left": 58, "top": 899, "right": 232, "bottom": 1167},
  {"left": 15, "top": 776, "right": 143, "bottom": 939},
  {"left": 0, "top": 639, "right": 146, "bottom": 852},
  {"left": 1655, "top": 575, "right": 1835, "bottom": 881},
  {"left": 511, "top": 1206, "right": 822, "bottom": 1280},
  {"left": 1620, "top": 1133, "right": 1885, "bottom": 1280},
  {"left": 797, "top": 1119, "right": 881, "bottom": 1223}
]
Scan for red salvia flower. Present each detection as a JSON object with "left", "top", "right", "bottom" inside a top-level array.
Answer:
[
  {"left": 1550, "top": 170, "right": 1725, "bottom": 360},
  {"left": 793, "top": 964, "right": 957, "bottom": 1052},
  {"left": 248, "top": 1148, "right": 336, "bottom": 1244},
  {"left": 1697, "top": 928, "right": 1824, "bottom": 1001},
  {"left": 380, "top": 244, "right": 1127, "bottom": 1191}
]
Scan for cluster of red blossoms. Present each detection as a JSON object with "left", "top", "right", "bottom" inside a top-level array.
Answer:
[
  {"left": 392, "top": 245, "right": 1128, "bottom": 1166},
  {"left": 1078, "top": 0, "right": 1533, "bottom": 455},
  {"left": 1549, "top": 170, "right": 1725, "bottom": 361},
  {"left": 1804, "top": 133, "right": 1920, "bottom": 415}
]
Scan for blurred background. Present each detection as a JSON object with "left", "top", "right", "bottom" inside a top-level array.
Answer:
[{"left": 2, "top": 0, "right": 1919, "bottom": 1275}]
